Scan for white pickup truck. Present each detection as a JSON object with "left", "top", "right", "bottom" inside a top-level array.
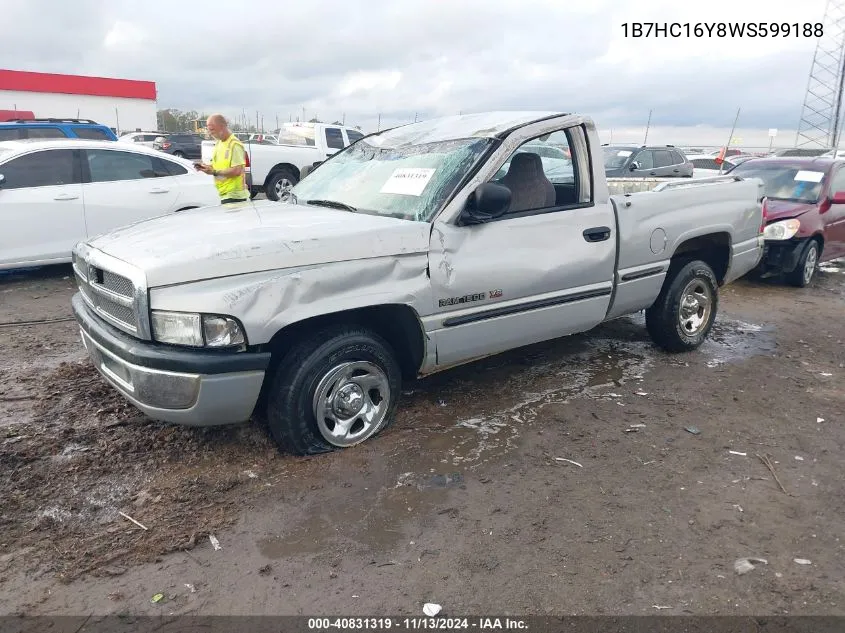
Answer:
[
  {"left": 72, "top": 111, "right": 765, "bottom": 456},
  {"left": 201, "top": 122, "right": 365, "bottom": 200}
]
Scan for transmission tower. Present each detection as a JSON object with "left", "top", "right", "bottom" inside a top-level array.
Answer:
[{"left": 795, "top": 0, "right": 845, "bottom": 148}]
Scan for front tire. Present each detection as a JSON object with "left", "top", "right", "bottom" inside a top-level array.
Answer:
[
  {"left": 173, "top": 151, "right": 185, "bottom": 158},
  {"left": 646, "top": 259, "right": 719, "bottom": 352},
  {"left": 786, "top": 239, "right": 819, "bottom": 288},
  {"left": 262, "top": 326, "right": 402, "bottom": 455}
]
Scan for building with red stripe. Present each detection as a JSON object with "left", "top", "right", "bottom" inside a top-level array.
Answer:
[{"left": 0, "top": 69, "right": 158, "bottom": 133}]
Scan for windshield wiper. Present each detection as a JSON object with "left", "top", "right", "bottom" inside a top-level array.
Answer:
[{"left": 305, "top": 199, "right": 357, "bottom": 212}]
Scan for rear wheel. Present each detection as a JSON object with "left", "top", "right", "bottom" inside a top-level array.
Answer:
[
  {"left": 646, "top": 259, "right": 719, "bottom": 352},
  {"left": 786, "top": 239, "right": 819, "bottom": 288},
  {"left": 262, "top": 325, "right": 402, "bottom": 455},
  {"left": 265, "top": 168, "right": 298, "bottom": 202},
  {"left": 173, "top": 150, "right": 185, "bottom": 158}
]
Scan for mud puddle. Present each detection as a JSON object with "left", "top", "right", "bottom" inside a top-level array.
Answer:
[{"left": 1, "top": 308, "right": 776, "bottom": 579}]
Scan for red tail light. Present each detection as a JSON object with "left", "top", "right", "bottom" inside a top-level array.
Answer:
[
  {"left": 244, "top": 151, "right": 250, "bottom": 168},
  {"left": 760, "top": 198, "right": 768, "bottom": 233}
]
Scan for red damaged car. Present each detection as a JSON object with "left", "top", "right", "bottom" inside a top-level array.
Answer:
[{"left": 730, "top": 157, "right": 845, "bottom": 287}]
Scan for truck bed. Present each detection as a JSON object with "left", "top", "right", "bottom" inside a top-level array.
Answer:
[{"left": 603, "top": 174, "right": 764, "bottom": 320}]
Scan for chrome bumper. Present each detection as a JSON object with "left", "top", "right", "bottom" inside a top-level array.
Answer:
[{"left": 73, "top": 293, "right": 270, "bottom": 427}]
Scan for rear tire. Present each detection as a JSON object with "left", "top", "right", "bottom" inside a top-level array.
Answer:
[
  {"left": 173, "top": 151, "right": 185, "bottom": 158},
  {"left": 786, "top": 239, "right": 819, "bottom": 288},
  {"left": 262, "top": 325, "right": 402, "bottom": 455},
  {"left": 646, "top": 259, "right": 719, "bottom": 352},
  {"left": 265, "top": 168, "right": 298, "bottom": 202}
]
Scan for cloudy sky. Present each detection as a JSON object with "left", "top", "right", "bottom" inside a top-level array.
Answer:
[{"left": 4, "top": 0, "right": 833, "bottom": 146}]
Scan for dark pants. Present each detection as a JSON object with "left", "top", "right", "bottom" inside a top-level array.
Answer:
[{"left": 221, "top": 197, "right": 248, "bottom": 204}]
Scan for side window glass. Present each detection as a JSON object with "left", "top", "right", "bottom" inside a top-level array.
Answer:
[
  {"left": 489, "top": 128, "right": 578, "bottom": 213},
  {"left": 830, "top": 168, "right": 845, "bottom": 194},
  {"left": 74, "top": 127, "right": 111, "bottom": 140},
  {"left": 653, "top": 150, "right": 672, "bottom": 168},
  {"left": 634, "top": 151, "right": 654, "bottom": 169},
  {"left": 0, "top": 128, "right": 21, "bottom": 141},
  {"left": 155, "top": 156, "right": 187, "bottom": 176},
  {"left": 0, "top": 150, "right": 77, "bottom": 188},
  {"left": 346, "top": 130, "right": 364, "bottom": 144},
  {"left": 86, "top": 150, "right": 159, "bottom": 182},
  {"left": 325, "top": 127, "right": 345, "bottom": 149},
  {"left": 26, "top": 127, "right": 69, "bottom": 139},
  {"left": 671, "top": 150, "right": 685, "bottom": 164}
]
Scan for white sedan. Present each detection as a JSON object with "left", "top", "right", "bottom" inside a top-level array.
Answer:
[{"left": 0, "top": 138, "right": 221, "bottom": 270}]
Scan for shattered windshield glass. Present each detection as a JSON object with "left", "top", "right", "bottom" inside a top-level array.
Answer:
[{"left": 291, "top": 137, "right": 492, "bottom": 221}]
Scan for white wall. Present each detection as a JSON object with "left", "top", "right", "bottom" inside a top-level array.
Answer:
[{"left": 0, "top": 91, "right": 157, "bottom": 133}]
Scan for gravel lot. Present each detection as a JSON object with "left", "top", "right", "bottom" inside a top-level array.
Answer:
[{"left": 1, "top": 259, "right": 844, "bottom": 616}]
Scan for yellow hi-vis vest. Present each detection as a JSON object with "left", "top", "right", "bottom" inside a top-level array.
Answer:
[{"left": 211, "top": 134, "right": 248, "bottom": 200}]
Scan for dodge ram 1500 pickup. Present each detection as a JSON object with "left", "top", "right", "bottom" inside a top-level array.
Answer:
[{"left": 71, "top": 110, "right": 765, "bottom": 455}]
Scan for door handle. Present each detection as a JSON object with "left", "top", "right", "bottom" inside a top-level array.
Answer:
[
  {"left": 149, "top": 188, "right": 170, "bottom": 194},
  {"left": 53, "top": 194, "right": 79, "bottom": 201},
  {"left": 583, "top": 226, "right": 611, "bottom": 242},
  {"left": 673, "top": 169, "right": 680, "bottom": 173},
  {"left": 649, "top": 171, "right": 656, "bottom": 176}
]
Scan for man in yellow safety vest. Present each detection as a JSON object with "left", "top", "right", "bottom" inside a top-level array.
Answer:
[{"left": 195, "top": 113, "right": 249, "bottom": 204}]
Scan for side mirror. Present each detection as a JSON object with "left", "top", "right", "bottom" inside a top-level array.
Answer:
[
  {"left": 830, "top": 191, "right": 845, "bottom": 205},
  {"left": 459, "top": 183, "right": 511, "bottom": 225},
  {"left": 629, "top": 162, "right": 640, "bottom": 171}
]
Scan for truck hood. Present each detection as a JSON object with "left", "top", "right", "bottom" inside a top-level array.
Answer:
[
  {"left": 86, "top": 200, "right": 431, "bottom": 287},
  {"left": 764, "top": 199, "right": 819, "bottom": 222}
]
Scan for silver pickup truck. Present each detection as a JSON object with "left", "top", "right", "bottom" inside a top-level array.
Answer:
[{"left": 71, "top": 111, "right": 765, "bottom": 455}]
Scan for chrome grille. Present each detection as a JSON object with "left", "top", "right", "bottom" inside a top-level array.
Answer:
[
  {"left": 73, "top": 249, "right": 141, "bottom": 336},
  {"left": 101, "top": 270, "right": 134, "bottom": 297}
]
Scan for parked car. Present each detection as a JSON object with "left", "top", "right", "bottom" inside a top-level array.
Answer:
[
  {"left": 70, "top": 110, "right": 764, "bottom": 455},
  {"left": 691, "top": 155, "right": 757, "bottom": 177},
  {"left": 202, "top": 122, "right": 366, "bottom": 200},
  {"left": 0, "top": 118, "right": 117, "bottom": 141},
  {"left": 154, "top": 133, "right": 203, "bottom": 159},
  {"left": 119, "top": 131, "right": 167, "bottom": 148},
  {"left": 603, "top": 145, "right": 694, "bottom": 178},
  {"left": 0, "top": 138, "right": 219, "bottom": 270},
  {"left": 731, "top": 157, "right": 845, "bottom": 286}
]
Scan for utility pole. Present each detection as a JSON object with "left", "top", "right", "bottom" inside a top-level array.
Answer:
[
  {"left": 643, "top": 109, "right": 652, "bottom": 144},
  {"left": 377, "top": 113, "right": 381, "bottom": 131},
  {"left": 719, "top": 108, "right": 741, "bottom": 174},
  {"left": 276, "top": 114, "right": 279, "bottom": 131},
  {"left": 115, "top": 107, "right": 120, "bottom": 134},
  {"left": 342, "top": 112, "right": 346, "bottom": 125}
]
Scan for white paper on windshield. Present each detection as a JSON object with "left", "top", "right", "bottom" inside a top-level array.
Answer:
[
  {"left": 617, "top": 150, "right": 633, "bottom": 157},
  {"left": 794, "top": 170, "right": 825, "bottom": 183},
  {"left": 380, "top": 168, "right": 436, "bottom": 196}
]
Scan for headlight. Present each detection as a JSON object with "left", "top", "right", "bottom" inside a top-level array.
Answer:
[
  {"left": 151, "top": 310, "right": 245, "bottom": 348},
  {"left": 763, "top": 218, "right": 801, "bottom": 241}
]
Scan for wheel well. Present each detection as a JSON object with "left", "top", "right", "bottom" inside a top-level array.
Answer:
[
  {"left": 264, "top": 305, "right": 426, "bottom": 380},
  {"left": 810, "top": 233, "right": 825, "bottom": 256},
  {"left": 264, "top": 163, "right": 300, "bottom": 188},
  {"left": 671, "top": 232, "right": 731, "bottom": 284}
]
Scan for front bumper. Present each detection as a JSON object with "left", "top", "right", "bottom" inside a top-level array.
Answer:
[
  {"left": 758, "top": 239, "right": 809, "bottom": 274},
  {"left": 72, "top": 293, "right": 271, "bottom": 427}
]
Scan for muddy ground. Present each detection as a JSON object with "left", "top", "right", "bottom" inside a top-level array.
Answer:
[{"left": 0, "top": 260, "right": 844, "bottom": 616}]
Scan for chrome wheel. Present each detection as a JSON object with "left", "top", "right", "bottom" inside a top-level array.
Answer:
[
  {"left": 275, "top": 177, "right": 292, "bottom": 197},
  {"left": 803, "top": 243, "right": 818, "bottom": 285},
  {"left": 312, "top": 361, "right": 390, "bottom": 447},
  {"left": 678, "top": 278, "right": 713, "bottom": 335}
]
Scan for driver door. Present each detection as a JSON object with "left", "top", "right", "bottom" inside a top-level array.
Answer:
[
  {"left": 630, "top": 149, "right": 657, "bottom": 177},
  {"left": 426, "top": 120, "right": 617, "bottom": 368}
]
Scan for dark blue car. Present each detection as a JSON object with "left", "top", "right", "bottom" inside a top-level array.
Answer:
[{"left": 0, "top": 118, "right": 117, "bottom": 141}]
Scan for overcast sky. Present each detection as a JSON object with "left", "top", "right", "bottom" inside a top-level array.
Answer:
[{"left": 3, "top": 0, "right": 831, "bottom": 145}]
